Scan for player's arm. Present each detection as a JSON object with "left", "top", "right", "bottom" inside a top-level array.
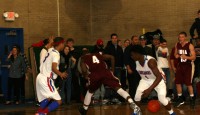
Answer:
[
  {"left": 80, "top": 57, "right": 89, "bottom": 79},
  {"left": 181, "top": 44, "right": 196, "bottom": 61},
  {"left": 102, "top": 54, "right": 115, "bottom": 72},
  {"left": 52, "top": 62, "right": 67, "bottom": 79},
  {"left": 148, "top": 59, "right": 162, "bottom": 90},
  {"left": 174, "top": 43, "right": 180, "bottom": 59},
  {"left": 142, "top": 59, "right": 162, "bottom": 98}
]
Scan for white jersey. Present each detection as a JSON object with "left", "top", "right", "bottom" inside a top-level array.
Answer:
[
  {"left": 136, "top": 55, "right": 165, "bottom": 81},
  {"left": 40, "top": 47, "right": 60, "bottom": 79}
]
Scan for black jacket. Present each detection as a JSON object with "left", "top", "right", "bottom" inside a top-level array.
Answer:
[
  {"left": 104, "top": 41, "right": 123, "bottom": 67},
  {"left": 190, "top": 18, "right": 200, "bottom": 38}
]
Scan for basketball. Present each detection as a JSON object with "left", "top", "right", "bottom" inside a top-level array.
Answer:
[{"left": 147, "top": 100, "right": 160, "bottom": 113}]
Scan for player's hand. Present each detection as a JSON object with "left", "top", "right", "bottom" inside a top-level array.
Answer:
[
  {"left": 181, "top": 54, "right": 187, "bottom": 60},
  {"left": 127, "top": 68, "right": 133, "bottom": 74},
  {"left": 172, "top": 67, "right": 176, "bottom": 73},
  {"left": 142, "top": 88, "right": 152, "bottom": 98},
  {"left": 60, "top": 72, "right": 68, "bottom": 79},
  {"left": 175, "top": 54, "right": 180, "bottom": 59}
]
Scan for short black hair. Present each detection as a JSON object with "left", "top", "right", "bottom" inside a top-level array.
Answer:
[
  {"left": 198, "top": 10, "right": 200, "bottom": 14},
  {"left": 130, "top": 45, "right": 146, "bottom": 55},
  {"left": 53, "top": 37, "right": 64, "bottom": 46},
  {"left": 43, "top": 38, "right": 49, "bottom": 46},
  {"left": 160, "top": 39, "right": 167, "bottom": 43},
  {"left": 179, "top": 31, "right": 187, "bottom": 37},
  {"left": 111, "top": 33, "right": 118, "bottom": 38},
  {"left": 66, "top": 38, "right": 74, "bottom": 43}
]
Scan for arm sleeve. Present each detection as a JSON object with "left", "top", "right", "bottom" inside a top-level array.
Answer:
[
  {"left": 52, "top": 52, "right": 60, "bottom": 64},
  {"left": 21, "top": 53, "right": 31, "bottom": 69}
]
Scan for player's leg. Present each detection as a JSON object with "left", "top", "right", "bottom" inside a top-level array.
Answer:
[
  {"left": 174, "top": 66, "right": 184, "bottom": 107},
  {"left": 155, "top": 80, "right": 176, "bottom": 115},
  {"left": 104, "top": 71, "right": 143, "bottom": 115},
  {"left": 79, "top": 90, "right": 94, "bottom": 115}
]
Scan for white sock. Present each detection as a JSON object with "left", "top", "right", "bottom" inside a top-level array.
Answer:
[
  {"left": 117, "top": 88, "right": 133, "bottom": 103},
  {"left": 190, "top": 94, "right": 194, "bottom": 97},
  {"left": 83, "top": 91, "right": 93, "bottom": 110},
  {"left": 168, "top": 109, "right": 174, "bottom": 114}
]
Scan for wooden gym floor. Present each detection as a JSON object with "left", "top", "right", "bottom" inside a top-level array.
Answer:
[{"left": 0, "top": 102, "right": 200, "bottom": 115}]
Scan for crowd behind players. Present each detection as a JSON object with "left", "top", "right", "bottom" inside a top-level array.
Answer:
[{"left": 3, "top": 10, "right": 200, "bottom": 106}]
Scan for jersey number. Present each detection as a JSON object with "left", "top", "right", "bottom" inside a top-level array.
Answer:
[{"left": 92, "top": 56, "right": 100, "bottom": 64}]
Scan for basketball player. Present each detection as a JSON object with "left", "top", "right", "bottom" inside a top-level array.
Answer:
[
  {"left": 78, "top": 52, "right": 142, "bottom": 115},
  {"left": 130, "top": 45, "right": 176, "bottom": 115},
  {"left": 35, "top": 37, "right": 67, "bottom": 115},
  {"left": 174, "top": 32, "right": 196, "bottom": 108}
]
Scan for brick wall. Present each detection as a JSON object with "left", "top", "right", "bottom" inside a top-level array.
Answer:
[{"left": 91, "top": 0, "right": 200, "bottom": 48}]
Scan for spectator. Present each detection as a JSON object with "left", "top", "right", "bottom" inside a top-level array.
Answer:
[
  {"left": 91, "top": 38, "right": 104, "bottom": 54},
  {"left": 120, "top": 39, "right": 130, "bottom": 90},
  {"left": 104, "top": 33, "right": 124, "bottom": 103},
  {"left": 139, "top": 35, "right": 153, "bottom": 56},
  {"left": 13, "top": 45, "right": 32, "bottom": 103},
  {"left": 124, "top": 35, "right": 141, "bottom": 99},
  {"left": 156, "top": 39, "right": 172, "bottom": 96},
  {"left": 194, "top": 37, "right": 200, "bottom": 78},
  {"left": 148, "top": 34, "right": 161, "bottom": 59},
  {"left": 66, "top": 38, "right": 80, "bottom": 102},
  {"left": 190, "top": 10, "right": 200, "bottom": 40},
  {"left": 56, "top": 45, "right": 76, "bottom": 105},
  {"left": 5, "top": 45, "right": 26, "bottom": 105}
]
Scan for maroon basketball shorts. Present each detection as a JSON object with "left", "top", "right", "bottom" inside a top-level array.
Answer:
[
  {"left": 175, "top": 62, "right": 194, "bottom": 86},
  {"left": 87, "top": 70, "right": 121, "bottom": 92}
]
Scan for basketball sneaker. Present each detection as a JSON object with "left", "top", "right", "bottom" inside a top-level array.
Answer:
[
  {"left": 170, "top": 112, "right": 176, "bottom": 115},
  {"left": 190, "top": 97, "right": 195, "bottom": 109},
  {"left": 174, "top": 96, "right": 184, "bottom": 107},
  {"left": 79, "top": 106, "right": 87, "bottom": 115},
  {"left": 130, "top": 102, "right": 142, "bottom": 115}
]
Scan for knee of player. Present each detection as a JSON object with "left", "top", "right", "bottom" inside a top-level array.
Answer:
[{"left": 158, "top": 95, "right": 169, "bottom": 106}]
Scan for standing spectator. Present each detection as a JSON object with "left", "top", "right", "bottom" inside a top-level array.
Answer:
[
  {"left": 5, "top": 46, "right": 26, "bottom": 105},
  {"left": 190, "top": 10, "right": 200, "bottom": 41},
  {"left": 66, "top": 38, "right": 80, "bottom": 102},
  {"left": 91, "top": 38, "right": 104, "bottom": 54},
  {"left": 156, "top": 39, "right": 172, "bottom": 96},
  {"left": 57, "top": 46, "right": 76, "bottom": 105},
  {"left": 104, "top": 33, "right": 124, "bottom": 103},
  {"left": 120, "top": 39, "right": 130, "bottom": 90},
  {"left": 105, "top": 33, "right": 123, "bottom": 80},
  {"left": 174, "top": 32, "right": 196, "bottom": 108},
  {"left": 194, "top": 37, "right": 200, "bottom": 78},
  {"left": 124, "top": 35, "right": 140, "bottom": 99},
  {"left": 139, "top": 35, "right": 153, "bottom": 56},
  {"left": 13, "top": 45, "right": 32, "bottom": 103},
  {"left": 122, "top": 39, "right": 130, "bottom": 51},
  {"left": 148, "top": 34, "right": 161, "bottom": 59}
]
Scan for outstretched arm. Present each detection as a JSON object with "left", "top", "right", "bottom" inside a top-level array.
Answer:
[{"left": 80, "top": 57, "right": 89, "bottom": 79}]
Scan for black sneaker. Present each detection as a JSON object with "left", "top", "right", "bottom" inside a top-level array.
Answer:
[
  {"left": 174, "top": 96, "right": 184, "bottom": 107},
  {"left": 190, "top": 97, "right": 195, "bottom": 109},
  {"left": 79, "top": 106, "right": 87, "bottom": 115}
]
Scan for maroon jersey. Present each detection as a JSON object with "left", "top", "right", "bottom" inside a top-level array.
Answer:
[
  {"left": 82, "top": 53, "right": 108, "bottom": 72},
  {"left": 176, "top": 42, "right": 191, "bottom": 63}
]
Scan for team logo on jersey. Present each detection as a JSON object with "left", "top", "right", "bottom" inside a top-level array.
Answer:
[{"left": 138, "top": 71, "right": 151, "bottom": 75}]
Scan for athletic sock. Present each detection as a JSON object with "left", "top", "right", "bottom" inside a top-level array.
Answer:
[
  {"left": 42, "top": 101, "right": 59, "bottom": 113},
  {"left": 83, "top": 91, "right": 93, "bottom": 110},
  {"left": 37, "top": 99, "right": 50, "bottom": 113},
  {"left": 117, "top": 88, "right": 133, "bottom": 103},
  {"left": 168, "top": 109, "right": 174, "bottom": 114}
]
